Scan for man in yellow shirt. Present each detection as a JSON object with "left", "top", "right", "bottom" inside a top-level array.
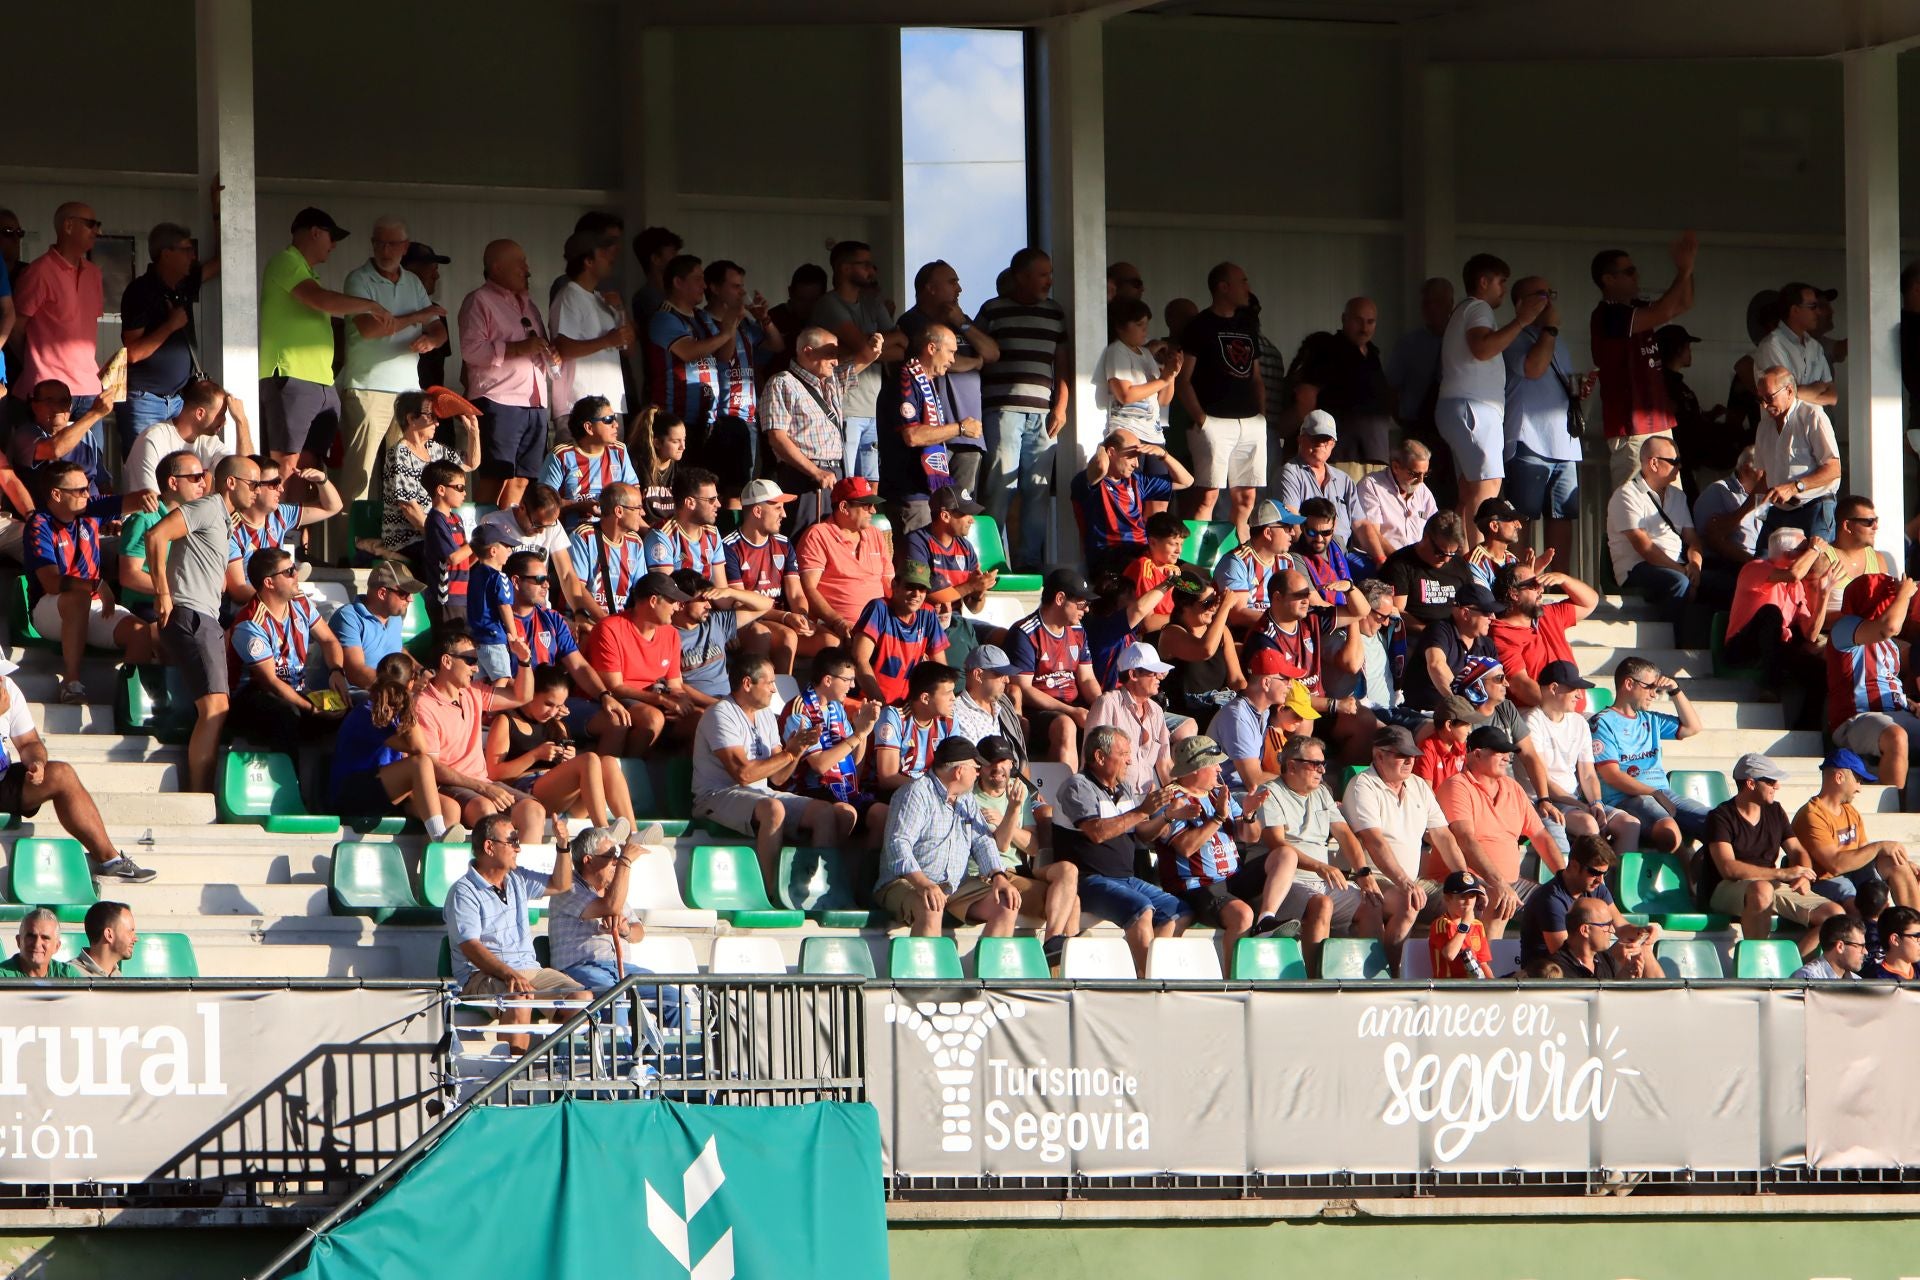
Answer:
[{"left": 1792, "top": 749, "right": 1920, "bottom": 909}]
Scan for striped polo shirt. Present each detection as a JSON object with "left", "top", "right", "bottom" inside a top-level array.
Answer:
[{"left": 975, "top": 295, "right": 1068, "bottom": 414}]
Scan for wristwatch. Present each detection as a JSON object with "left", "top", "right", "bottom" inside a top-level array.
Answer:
[{"left": 1541, "top": 326, "right": 1560, "bottom": 337}]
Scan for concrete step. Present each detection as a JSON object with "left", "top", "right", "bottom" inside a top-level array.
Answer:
[
  {"left": 8, "top": 665, "right": 124, "bottom": 703},
  {"left": 55, "top": 760, "right": 183, "bottom": 791},
  {"left": 30, "top": 703, "right": 116, "bottom": 734},
  {"left": 7, "top": 820, "right": 367, "bottom": 849},
  {"left": 1562, "top": 617, "right": 1674, "bottom": 647},
  {"left": 1565, "top": 645, "right": 1708, "bottom": 677},
  {"left": 189, "top": 941, "right": 410, "bottom": 979},
  {"left": 91, "top": 791, "right": 216, "bottom": 825},
  {"left": 1660, "top": 729, "right": 1826, "bottom": 758},
  {"left": 105, "top": 883, "right": 333, "bottom": 916},
  {"left": 37, "top": 735, "right": 183, "bottom": 763},
  {"left": 92, "top": 849, "right": 339, "bottom": 885}
]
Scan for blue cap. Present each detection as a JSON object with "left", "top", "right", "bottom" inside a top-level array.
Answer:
[
  {"left": 1823, "top": 749, "right": 1878, "bottom": 784},
  {"left": 1251, "top": 499, "right": 1305, "bottom": 529}
]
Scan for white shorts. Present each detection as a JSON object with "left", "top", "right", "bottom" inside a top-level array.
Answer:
[
  {"left": 32, "top": 591, "right": 136, "bottom": 648},
  {"left": 1276, "top": 874, "right": 1365, "bottom": 932},
  {"left": 1188, "top": 414, "right": 1267, "bottom": 490},
  {"left": 1435, "top": 398, "right": 1505, "bottom": 482}
]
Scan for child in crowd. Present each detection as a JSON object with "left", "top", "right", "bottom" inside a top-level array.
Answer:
[
  {"left": 418, "top": 459, "right": 472, "bottom": 627},
  {"left": 1428, "top": 870, "right": 1494, "bottom": 979},
  {"left": 466, "top": 524, "right": 523, "bottom": 683}
]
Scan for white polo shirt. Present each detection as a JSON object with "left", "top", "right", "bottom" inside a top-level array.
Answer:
[
  {"left": 1339, "top": 767, "right": 1447, "bottom": 881},
  {"left": 1606, "top": 475, "right": 1693, "bottom": 586},
  {"left": 1752, "top": 399, "right": 1840, "bottom": 507},
  {"left": 1752, "top": 322, "right": 1833, "bottom": 392}
]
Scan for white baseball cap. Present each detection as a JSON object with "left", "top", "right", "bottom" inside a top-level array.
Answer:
[
  {"left": 1300, "top": 409, "right": 1338, "bottom": 440},
  {"left": 1117, "top": 642, "right": 1174, "bottom": 675}
]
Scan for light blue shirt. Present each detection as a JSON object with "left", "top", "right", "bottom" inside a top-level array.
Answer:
[
  {"left": 1590, "top": 708, "right": 1679, "bottom": 806},
  {"left": 1503, "top": 326, "right": 1581, "bottom": 463},
  {"left": 1277, "top": 461, "right": 1365, "bottom": 545},
  {"left": 878, "top": 772, "right": 1005, "bottom": 893},
  {"left": 340, "top": 261, "right": 432, "bottom": 393},
  {"left": 1209, "top": 696, "right": 1268, "bottom": 790},
  {"left": 1692, "top": 475, "right": 1764, "bottom": 561},
  {"left": 445, "top": 865, "right": 551, "bottom": 984},
  {"left": 329, "top": 599, "right": 405, "bottom": 686}
]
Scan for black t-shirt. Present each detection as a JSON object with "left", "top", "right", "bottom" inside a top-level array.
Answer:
[
  {"left": 1383, "top": 544, "right": 1471, "bottom": 622},
  {"left": 1520, "top": 876, "right": 1618, "bottom": 964},
  {"left": 1401, "top": 618, "right": 1494, "bottom": 713},
  {"left": 1551, "top": 945, "right": 1630, "bottom": 981},
  {"left": 121, "top": 266, "right": 203, "bottom": 397},
  {"left": 1698, "top": 799, "right": 1790, "bottom": 901},
  {"left": 1298, "top": 332, "right": 1392, "bottom": 420},
  {"left": 1182, "top": 308, "right": 1262, "bottom": 419}
]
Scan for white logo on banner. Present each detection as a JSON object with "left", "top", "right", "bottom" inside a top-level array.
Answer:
[
  {"left": 645, "top": 1135, "right": 734, "bottom": 1280},
  {"left": 888, "top": 996, "right": 1151, "bottom": 1163},
  {"left": 1360, "top": 1001, "right": 1641, "bottom": 1162}
]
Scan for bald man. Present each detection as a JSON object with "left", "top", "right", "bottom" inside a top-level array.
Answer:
[
  {"left": 460, "top": 239, "right": 557, "bottom": 510},
  {"left": 1294, "top": 296, "right": 1394, "bottom": 479},
  {"left": 1107, "top": 262, "right": 1144, "bottom": 303},
  {"left": 260, "top": 207, "right": 388, "bottom": 479}
]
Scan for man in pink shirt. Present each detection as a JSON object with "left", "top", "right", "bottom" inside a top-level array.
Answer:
[
  {"left": 459, "top": 239, "right": 555, "bottom": 511},
  {"left": 796, "top": 477, "right": 893, "bottom": 645},
  {"left": 13, "top": 202, "right": 105, "bottom": 452},
  {"left": 1725, "top": 526, "right": 1831, "bottom": 710}
]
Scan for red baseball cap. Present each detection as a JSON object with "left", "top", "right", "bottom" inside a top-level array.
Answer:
[
  {"left": 1247, "top": 648, "right": 1304, "bottom": 678},
  {"left": 831, "top": 476, "right": 882, "bottom": 507},
  {"left": 1843, "top": 572, "right": 1901, "bottom": 621}
]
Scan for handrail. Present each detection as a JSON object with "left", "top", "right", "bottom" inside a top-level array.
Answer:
[{"left": 247, "top": 975, "right": 643, "bottom": 1280}]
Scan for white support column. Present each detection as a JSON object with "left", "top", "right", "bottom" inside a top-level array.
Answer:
[
  {"left": 1400, "top": 50, "right": 1455, "bottom": 295},
  {"left": 1035, "top": 15, "right": 1108, "bottom": 566},
  {"left": 1842, "top": 46, "right": 1903, "bottom": 561},
  {"left": 195, "top": 0, "right": 257, "bottom": 404}
]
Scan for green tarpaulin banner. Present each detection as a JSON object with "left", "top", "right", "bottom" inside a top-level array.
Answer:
[{"left": 288, "top": 1100, "right": 889, "bottom": 1280}]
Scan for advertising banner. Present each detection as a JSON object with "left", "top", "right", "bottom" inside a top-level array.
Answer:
[
  {"left": 867, "top": 985, "right": 1811, "bottom": 1178},
  {"left": 1805, "top": 985, "right": 1920, "bottom": 1169},
  {"left": 0, "top": 986, "right": 444, "bottom": 1184}
]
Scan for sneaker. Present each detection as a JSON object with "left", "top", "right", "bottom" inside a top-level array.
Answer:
[
  {"left": 608, "top": 817, "right": 634, "bottom": 847},
  {"left": 95, "top": 855, "right": 157, "bottom": 884},
  {"left": 57, "top": 680, "right": 87, "bottom": 705},
  {"left": 1042, "top": 935, "right": 1066, "bottom": 967},
  {"left": 632, "top": 823, "right": 665, "bottom": 848},
  {"left": 1250, "top": 914, "right": 1284, "bottom": 938}
]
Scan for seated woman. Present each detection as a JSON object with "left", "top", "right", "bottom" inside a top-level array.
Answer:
[
  {"left": 483, "top": 663, "right": 637, "bottom": 829},
  {"left": 329, "top": 653, "right": 463, "bottom": 837},
  {"left": 974, "top": 735, "right": 1079, "bottom": 963},
  {"left": 1157, "top": 579, "right": 1247, "bottom": 734},
  {"left": 377, "top": 391, "right": 479, "bottom": 561},
  {"left": 540, "top": 394, "right": 639, "bottom": 530}
]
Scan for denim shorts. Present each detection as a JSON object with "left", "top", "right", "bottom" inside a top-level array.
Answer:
[
  {"left": 476, "top": 642, "right": 512, "bottom": 682},
  {"left": 1504, "top": 445, "right": 1581, "bottom": 520},
  {"left": 1080, "top": 873, "right": 1188, "bottom": 928}
]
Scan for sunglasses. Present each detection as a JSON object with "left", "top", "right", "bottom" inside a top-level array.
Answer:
[
  {"left": 51, "top": 485, "right": 90, "bottom": 495},
  {"left": 170, "top": 470, "right": 208, "bottom": 482},
  {"left": 489, "top": 832, "right": 523, "bottom": 847},
  {"left": 442, "top": 482, "right": 469, "bottom": 492},
  {"left": 1282, "top": 588, "right": 1313, "bottom": 600},
  {"left": 1300, "top": 528, "right": 1331, "bottom": 540},
  {"left": 584, "top": 413, "right": 620, "bottom": 425},
  {"left": 256, "top": 477, "right": 285, "bottom": 489},
  {"left": 449, "top": 652, "right": 481, "bottom": 666},
  {"left": 515, "top": 574, "right": 550, "bottom": 585},
  {"left": 270, "top": 567, "right": 299, "bottom": 581}
]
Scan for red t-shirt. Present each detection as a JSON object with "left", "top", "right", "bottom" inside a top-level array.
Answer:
[
  {"left": 584, "top": 615, "right": 681, "bottom": 688},
  {"left": 1428, "top": 916, "right": 1493, "bottom": 979},
  {"left": 1123, "top": 555, "right": 1179, "bottom": 617},
  {"left": 1490, "top": 600, "right": 1577, "bottom": 701},
  {"left": 1414, "top": 735, "right": 1466, "bottom": 790},
  {"left": 1590, "top": 300, "right": 1675, "bottom": 439}
]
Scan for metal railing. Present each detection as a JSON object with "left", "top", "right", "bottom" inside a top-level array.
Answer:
[{"left": 250, "top": 975, "right": 866, "bottom": 1280}]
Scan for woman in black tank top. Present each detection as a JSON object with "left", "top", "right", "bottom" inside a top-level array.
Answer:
[
  {"left": 483, "top": 664, "right": 641, "bottom": 831},
  {"left": 1156, "top": 580, "right": 1246, "bottom": 733}
]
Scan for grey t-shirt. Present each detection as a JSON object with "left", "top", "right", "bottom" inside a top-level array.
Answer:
[
  {"left": 691, "top": 697, "right": 781, "bottom": 798},
  {"left": 1255, "top": 782, "right": 1338, "bottom": 864},
  {"left": 678, "top": 610, "right": 741, "bottom": 699},
  {"left": 811, "top": 292, "right": 894, "bottom": 418},
  {"left": 168, "top": 494, "right": 235, "bottom": 619}
]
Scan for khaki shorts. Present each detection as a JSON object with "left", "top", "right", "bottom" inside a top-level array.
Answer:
[
  {"left": 876, "top": 874, "right": 1005, "bottom": 925},
  {"left": 1708, "top": 879, "right": 1831, "bottom": 925},
  {"left": 461, "top": 966, "right": 585, "bottom": 998},
  {"left": 694, "top": 785, "right": 818, "bottom": 840}
]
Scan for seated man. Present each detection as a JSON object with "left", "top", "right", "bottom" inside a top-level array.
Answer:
[
  {"left": 1252, "top": 735, "right": 1375, "bottom": 975},
  {"left": 669, "top": 566, "right": 773, "bottom": 710},
  {"left": 1323, "top": 578, "right": 1409, "bottom": 728},
  {"left": 1520, "top": 660, "right": 1641, "bottom": 857},
  {"left": 547, "top": 822, "right": 681, "bottom": 1025},
  {"left": 27, "top": 460, "right": 156, "bottom": 704},
  {"left": 75, "top": 901, "right": 137, "bottom": 978},
  {"left": 1072, "top": 427, "right": 1191, "bottom": 582},
  {"left": 1401, "top": 581, "right": 1498, "bottom": 715},
  {"left": 1086, "top": 643, "right": 1179, "bottom": 793},
  {"left": 871, "top": 663, "right": 959, "bottom": 796},
  {"left": 330, "top": 560, "right": 425, "bottom": 693},
  {"left": 0, "top": 656, "right": 154, "bottom": 883},
  {"left": 1465, "top": 496, "right": 1524, "bottom": 592},
  {"left": 1435, "top": 725, "right": 1560, "bottom": 939},
  {"left": 852, "top": 561, "right": 948, "bottom": 705},
  {"left": 123, "top": 378, "right": 251, "bottom": 499},
  {"left": 1591, "top": 656, "right": 1707, "bottom": 851},
  {"left": 1354, "top": 438, "right": 1437, "bottom": 560},
  {"left": 1605, "top": 437, "right": 1708, "bottom": 645},
  {"left": 566, "top": 480, "right": 648, "bottom": 627},
  {"left": 501, "top": 549, "right": 630, "bottom": 757},
  {"left": 794, "top": 476, "right": 892, "bottom": 650},
  {"left": 228, "top": 547, "right": 350, "bottom": 743},
  {"left": 1790, "top": 914, "right": 1868, "bottom": 981},
  {"left": 584, "top": 571, "right": 699, "bottom": 752},
  {"left": 691, "top": 652, "right": 850, "bottom": 887},
  {"left": 783, "top": 647, "right": 887, "bottom": 836},
  {"left": 0, "top": 908, "right": 82, "bottom": 980},
  {"left": 1153, "top": 735, "right": 1291, "bottom": 953},
  {"left": 1517, "top": 833, "right": 1657, "bottom": 966},
  {"left": 1792, "top": 749, "right": 1920, "bottom": 909},
  {"left": 1381, "top": 510, "right": 1471, "bottom": 630},
  {"left": 1488, "top": 559, "right": 1599, "bottom": 708},
  {"left": 1700, "top": 752, "right": 1845, "bottom": 959},
  {"left": 1340, "top": 726, "right": 1469, "bottom": 968},
  {"left": 1551, "top": 896, "right": 1657, "bottom": 981},
  {"left": 14, "top": 379, "right": 117, "bottom": 500},
  {"left": 444, "top": 814, "right": 586, "bottom": 1053},
  {"left": 1825, "top": 574, "right": 1920, "bottom": 785},
  {"left": 1293, "top": 497, "right": 1355, "bottom": 608},
  {"left": 951, "top": 645, "right": 1026, "bottom": 762},
  {"left": 1007, "top": 569, "right": 1102, "bottom": 768},
  {"left": 973, "top": 735, "right": 1078, "bottom": 959},
  {"left": 1052, "top": 725, "right": 1188, "bottom": 977},
  {"left": 1723, "top": 527, "right": 1829, "bottom": 711},
  {"left": 903, "top": 484, "right": 998, "bottom": 609},
  {"left": 1864, "top": 905, "right": 1920, "bottom": 980},
  {"left": 875, "top": 737, "right": 1025, "bottom": 938},
  {"left": 223, "top": 457, "right": 342, "bottom": 605},
  {"left": 720, "top": 477, "right": 813, "bottom": 672},
  {"left": 1214, "top": 499, "right": 1303, "bottom": 631},
  {"left": 413, "top": 622, "right": 549, "bottom": 840}
]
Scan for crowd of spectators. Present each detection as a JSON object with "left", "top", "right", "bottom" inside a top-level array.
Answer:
[{"left": 1, "top": 194, "right": 1918, "bottom": 988}]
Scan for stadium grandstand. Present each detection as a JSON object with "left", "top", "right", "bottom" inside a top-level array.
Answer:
[{"left": 1, "top": 1, "right": 1920, "bottom": 1278}]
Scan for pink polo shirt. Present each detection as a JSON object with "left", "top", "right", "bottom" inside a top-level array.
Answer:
[
  {"left": 14, "top": 250, "right": 103, "bottom": 397},
  {"left": 413, "top": 681, "right": 497, "bottom": 780},
  {"left": 457, "top": 281, "right": 546, "bottom": 408}
]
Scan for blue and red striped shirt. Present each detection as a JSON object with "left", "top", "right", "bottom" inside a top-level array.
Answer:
[
  {"left": 646, "top": 307, "right": 718, "bottom": 426},
  {"left": 874, "top": 707, "right": 953, "bottom": 783},
  {"left": 24, "top": 511, "right": 101, "bottom": 603},
  {"left": 1069, "top": 471, "right": 1173, "bottom": 555},
  {"left": 902, "top": 528, "right": 979, "bottom": 596},
  {"left": 1827, "top": 614, "right": 1910, "bottom": 731},
  {"left": 856, "top": 598, "right": 949, "bottom": 705},
  {"left": 723, "top": 531, "right": 795, "bottom": 599}
]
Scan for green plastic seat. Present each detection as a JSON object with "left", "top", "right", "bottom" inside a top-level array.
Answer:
[
  {"left": 7, "top": 577, "right": 54, "bottom": 650},
  {"left": 1232, "top": 936, "right": 1308, "bottom": 981},
  {"left": 348, "top": 499, "right": 382, "bottom": 551},
  {"left": 1614, "top": 850, "right": 1731, "bottom": 932},
  {"left": 329, "top": 841, "right": 436, "bottom": 924},
  {"left": 685, "top": 846, "right": 803, "bottom": 927},
  {"left": 1320, "top": 937, "right": 1390, "bottom": 981},
  {"left": 119, "top": 933, "right": 200, "bottom": 978},
  {"left": 115, "top": 664, "right": 192, "bottom": 742},
  {"left": 1656, "top": 938, "right": 1726, "bottom": 979},
  {"left": 800, "top": 936, "right": 876, "bottom": 978},
  {"left": 1736, "top": 938, "right": 1801, "bottom": 980},
  {"left": 1180, "top": 520, "right": 1239, "bottom": 573},
  {"left": 418, "top": 842, "right": 469, "bottom": 910},
  {"left": 345, "top": 814, "right": 413, "bottom": 835},
  {"left": 1584, "top": 686, "right": 1614, "bottom": 716},
  {"left": 1669, "top": 769, "right": 1733, "bottom": 811},
  {"left": 888, "top": 936, "right": 963, "bottom": 981},
  {"left": 975, "top": 935, "right": 1050, "bottom": 980},
  {"left": 217, "top": 750, "right": 339, "bottom": 833},
  {"left": 402, "top": 591, "right": 432, "bottom": 642},
  {"left": 1709, "top": 611, "right": 1762, "bottom": 680},
  {"left": 1333, "top": 763, "right": 1368, "bottom": 801},
  {"left": 779, "top": 845, "right": 878, "bottom": 928},
  {"left": 437, "top": 936, "right": 453, "bottom": 979},
  {"left": 965, "top": 515, "right": 1043, "bottom": 592},
  {"left": 7, "top": 838, "right": 97, "bottom": 922},
  {"left": 662, "top": 757, "right": 693, "bottom": 820}
]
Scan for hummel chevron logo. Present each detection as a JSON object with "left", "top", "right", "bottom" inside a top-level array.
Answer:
[{"left": 645, "top": 1135, "right": 734, "bottom": 1280}]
